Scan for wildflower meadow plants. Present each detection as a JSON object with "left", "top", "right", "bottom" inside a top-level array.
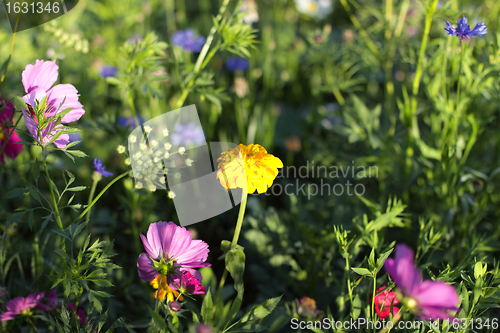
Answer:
[{"left": 2, "top": 0, "right": 500, "bottom": 332}]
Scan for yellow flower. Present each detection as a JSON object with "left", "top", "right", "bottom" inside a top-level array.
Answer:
[
  {"left": 150, "top": 275, "right": 184, "bottom": 302},
  {"left": 216, "top": 144, "right": 283, "bottom": 194}
]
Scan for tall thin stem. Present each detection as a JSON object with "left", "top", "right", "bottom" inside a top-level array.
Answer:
[
  {"left": 338, "top": 0, "right": 380, "bottom": 58},
  {"left": 75, "top": 171, "right": 129, "bottom": 222},
  {"left": 85, "top": 176, "right": 99, "bottom": 222},
  {"left": 175, "top": 0, "right": 232, "bottom": 108},
  {"left": 43, "top": 158, "right": 64, "bottom": 231}
]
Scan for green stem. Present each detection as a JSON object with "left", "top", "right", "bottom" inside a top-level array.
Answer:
[
  {"left": 405, "top": 0, "right": 439, "bottom": 198},
  {"left": 85, "top": 176, "right": 98, "bottom": 222},
  {"left": 345, "top": 255, "right": 354, "bottom": 317},
  {"left": 75, "top": 171, "right": 129, "bottom": 222},
  {"left": 338, "top": 0, "right": 380, "bottom": 58},
  {"left": 371, "top": 273, "right": 377, "bottom": 333},
  {"left": 213, "top": 191, "right": 248, "bottom": 312},
  {"left": 175, "top": 0, "right": 232, "bottom": 108},
  {"left": 72, "top": 289, "right": 83, "bottom": 330},
  {"left": 43, "top": 158, "right": 64, "bottom": 232}
]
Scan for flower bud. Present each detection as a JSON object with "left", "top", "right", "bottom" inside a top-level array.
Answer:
[{"left": 169, "top": 301, "right": 181, "bottom": 312}]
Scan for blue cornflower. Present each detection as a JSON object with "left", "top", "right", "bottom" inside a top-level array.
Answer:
[
  {"left": 94, "top": 158, "right": 113, "bottom": 177},
  {"left": 117, "top": 115, "right": 145, "bottom": 129},
  {"left": 226, "top": 57, "right": 250, "bottom": 72},
  {"left": 171, "top": 29, "right": 206, "bottom": 52},
  {"left": 444, "top": 15, "right": 487, "bottom": 40},
  {"left": 100, "top": 65, "right": 118, "bottom": 78}
]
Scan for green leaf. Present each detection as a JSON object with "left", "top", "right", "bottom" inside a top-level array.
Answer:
[
  {"left": 64, "top": 150, "right": 88, "bottom": 158},
  {"left": 5, "top": 187, "right": 28, "bottom": 199},
  {"left": 148, "top": 307, "right": 168, "bottom": 331},
  {"left": 220, "top": 248, "right": 245, "bottom": 330},
  {"left": 201, "top": 289, "right": 213, "bottom": 325},
  {"left": 229, "top": 296, "right": 282, "bottom": 332},
  {"left": 52, "top": 229, "right": 71, "bottom": 240},
  {"left": 6, "top": 211, "right": 26, "bottom": 223},
  {"left": 67, "top": 186, "right": 88, "bottom": 192},
  {"left": 28, "top": 210, "right": 34, "bottom": 230},
  {"left": 351, "top": 267, "right": 372, "bottom": 276}
]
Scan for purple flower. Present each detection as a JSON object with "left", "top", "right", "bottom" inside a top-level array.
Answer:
[
  {"left": 21, "top": 60, "right": 85, "bottom": 149},
  {"left": 117, "top": 115, "right": 145, "bottom": 129},
  {"left": 0, "top": 292, "right": 45, "bottom": 321},
  {"left": 99, "top": 65, "right": 118, "bottom": 78},
  {"left": 384, "top": 244, "right": 460, "bottom": 320},
  {"left": 171, "top": 29, "right": 206, "bottom": 52},
  {"left": 137, "top": 221, "right": 210, "bottom": 283},
  {"left": 94, "top": 158, "right": 113, "bottom": 177},
  {"left": 444, "top": 15, "right": 487, "bottom": 40},
  {"left": 226, "top": 57, "right": 250, "bottom": 72},
  {"left": 171, "top": 122, "right": 205, "bottom": 146}
]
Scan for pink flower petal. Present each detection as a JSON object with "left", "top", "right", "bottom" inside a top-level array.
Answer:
[
  {"left": 175, "top": 239, "right": 210, "bottom": 267},
  {"left": 414, "top": 280, "right": 459, "bottom": 310},
  {"left": 46, "top": 84, "right": 84, "bottom": 122},
  {"left": 137, "top": 253, "right": 159, "bottom": 282},
  {"left": 22, "top": 60, "right": 58, "bottom": 94}
]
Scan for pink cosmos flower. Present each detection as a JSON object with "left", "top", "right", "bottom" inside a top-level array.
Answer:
[
  {"left": 21, "top": 60, "right": 84, "bottom": 149},
  {"left": 0, "top": 97, "right": 23, "bottom": 163},
  {"left": 0, "top": 292, "right": 45, "bottom": 321},
  {"left": 374, "top": 286, "right": 400, "bottom": 320},
  {"left": 171, "top": 271, "right": 207, "bottom": 296},
  {"left": 137, "top": 221, "right": 210, "bottom": 284},
  {"left": 384, "top": 244, "right": 460, "bottom": 320}
]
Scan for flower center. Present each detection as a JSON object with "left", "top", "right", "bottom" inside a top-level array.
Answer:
[
  {"left": 152, "top": 254, "right": 179, "bottom": 276},
  {"left": 406, "top": 298, "right": 417, "bottom": 309}
]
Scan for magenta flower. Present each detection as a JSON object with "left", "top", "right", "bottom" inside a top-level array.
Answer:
[
  {"left": 0, "top": 97, "right": 23, "bottom": 163},
  {"left": 137, "top": 221, "right": 210, "bottom": 284},
  {"left": 384, "top": 244, "right": 460, "bottom": 320},
  {"left": 68, "top": 302, "right": 87, "bottom": 328},
  {"left": 171, "top": 271, "right": 207, "bottom": 296},
  {"left": 0, "top": 292, "right": 45, "bottom": 321},
  {"left": 21, "top": 60, "right": 84, "bottom": 149}
]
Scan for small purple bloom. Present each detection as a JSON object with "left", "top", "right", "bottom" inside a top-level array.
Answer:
[
  {"left": 171, "top": 122, "right": 205, "bottom": 146},
  {"left": 384, "top": 244, "right": 460, "bottom": 321},
  {"left": 226, "top": 57, "right": 250, "bottom": 72},
  {"left": 444, "top": 15, "right": 487, "bottom": 40},
  {"left": 117, "top": 115, "right": 145, "bottom": 129},
  {"left": 171, "top": 29, "right": 206, "bottom": 52},
  {"left": 94, "top": 158, "right": 113, "bottom": 177},
  {"left": 99, "top": 65, "right": 118, "bottom": 78},
  {"left": 0, "top": 292, "right": 45, "bottom": 321}
]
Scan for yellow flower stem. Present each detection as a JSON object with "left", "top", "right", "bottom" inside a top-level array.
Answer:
[
  {"left": 213, "top": 190, "right": 248, "bottom": 313},
  {"left": 231, "top": 191, "right": 248, "bottom": 248}
]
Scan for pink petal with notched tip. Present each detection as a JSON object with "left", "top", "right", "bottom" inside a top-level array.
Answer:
[{"left": 22, "top": 60, "right": 59, "bottom": 94}]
